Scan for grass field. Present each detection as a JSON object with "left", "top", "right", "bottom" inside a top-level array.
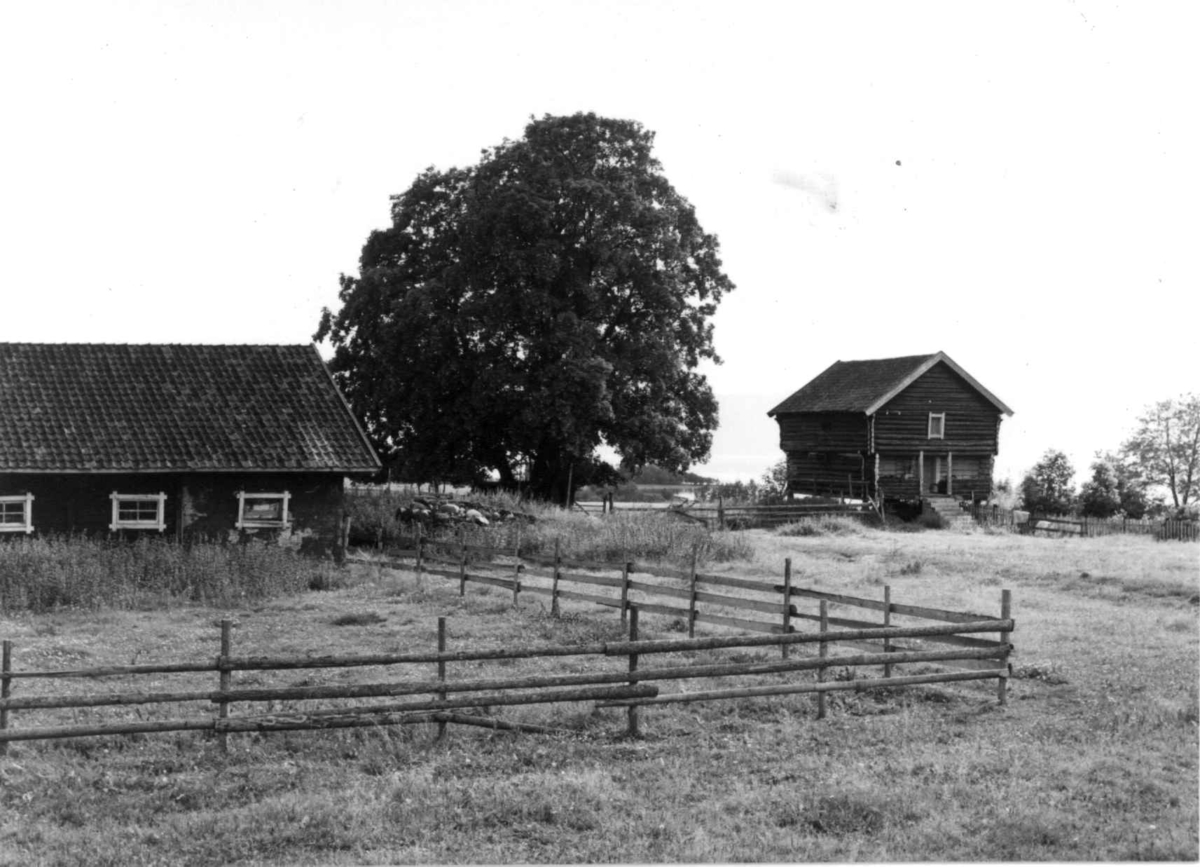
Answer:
[{"left": 0, "top": 520, "right": 1196, "bottom": 864}]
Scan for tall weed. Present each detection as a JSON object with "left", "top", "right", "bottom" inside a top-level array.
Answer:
[{"left": 0, "top": 536, "right": 342, "bottom": 613}]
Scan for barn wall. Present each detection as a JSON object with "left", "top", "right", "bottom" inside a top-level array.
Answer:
[
  {"left": 0, "top": 473, "right": 181, "bottom": 537},
  {"left": 0, "top": 472, "right": 344, "bottom": 552},
  {"left": 872, "top": 362, "right": 1002, "bottom": 452},
  {"left": 180, "top": 473, "right": 344, "bottom": 553},
  {"left": 776, "top": 412, "right": 868, "bottom": 451}
]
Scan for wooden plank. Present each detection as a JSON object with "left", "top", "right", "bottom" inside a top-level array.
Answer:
[
  {"left": 556, "top": 588, "right": 621, "bottom": 608},
  {"left": 638, "top": 564, "right": 692, "bottom": 581},
  {"left": 422, "top": 566, "right": 464, "bottom": 582},
  {"left": 627, "top": 579, "right": 693, "bottom": 601},
  {"left": 828, "top": 639, "right": 1009, "bottom": 671},
  {"left": 0, "top": 717, "right": 218, "bottom": 743},
  {"left": 1, "top": 640, "right": 10, "bottom": 754},
  {"left": 693, "top": 572, "right": 782, "bottom": 594},
  {"left": 464, "top": 572, "right": 517, "bottom": 591},
  {"left": 693, "top": 611, "right": 785, "bottom": 634},
  {"left": 782, "top": 560, "right": 793, "bottom": 660},
  {"left": 554, "top": 571, "right": 626, "bottom": 589},
  {"left": 521, "top": 553, "right": 629, "bottom": 573},
  {"left": 694, "top": 589, "right": 793, "bottom": 616},
  {"left": 218, "top": 620, "right": 231, "bottom": 752},
  {"left": 620, "top": 600, "right": 690, "bottom": 619},
  {"left": 790, "top": 611, "right": 1007, "bottom": 648},
  {"left": 596, "top": 669, "right": 1006, "bottom": 707},
  {"left": 785, "top": 587, "right": 994, "bottom": 624},
  {"left": 432, "top": 712, "right": 568, "bottom": 736},
  {"left": 605, "top": 619, "right": 1014, "bottom": 656}
]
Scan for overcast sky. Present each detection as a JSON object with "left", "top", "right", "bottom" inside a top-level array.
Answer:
[{"left": 1, "top": 1, "right": 1195, "bottom": 485}]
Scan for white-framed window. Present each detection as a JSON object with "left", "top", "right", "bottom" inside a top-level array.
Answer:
[
  {"left": 235, "top": 491, "right": 291, "bottom": 529},
  {"left": 0, "top": 493, "right": 34, "bottom": 534},
  {"left": 110, "top": 492, "right": 167, "bottom": 532},
  {"left": 928, "top": 413, "right": 946, "bottom": 439}
]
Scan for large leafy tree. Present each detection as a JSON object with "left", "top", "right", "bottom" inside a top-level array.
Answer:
[
  {"left": 1120, "top": 394, "right": 1200, "bottom": 514},
  {"left": 316, "top": 113, "right": 734, "bottom": 502},
  {"left": 1020, "top": 449, "right": 1076, "bottom": 515}
]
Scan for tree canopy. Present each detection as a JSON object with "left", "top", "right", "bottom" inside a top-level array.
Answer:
[
  {"left": 1120, "top": 394, "right": 1200, "bottom": 515},
  {"left": 315, "top": 113, "right": 734, "bottom": 502}
]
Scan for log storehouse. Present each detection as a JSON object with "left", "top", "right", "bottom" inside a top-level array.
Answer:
[{"left": 768, "top": 352, "right": 1013, "bottom": 516}]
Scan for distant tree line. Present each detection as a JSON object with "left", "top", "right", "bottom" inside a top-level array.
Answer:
[{"left": 1020, "top": 394, "right": 1200, "bottom": 519}]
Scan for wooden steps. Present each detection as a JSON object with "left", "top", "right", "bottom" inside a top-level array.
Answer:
[{"left": 922, "top": 496, "right": 976, "bottom": 530}]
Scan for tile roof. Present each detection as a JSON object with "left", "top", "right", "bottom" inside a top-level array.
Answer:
[
  {"left": 0, "top": 344, "right": 381, "bottom": 473},
  {"left": 767, "top": 351, "right": 1013, "bottom": 416}
]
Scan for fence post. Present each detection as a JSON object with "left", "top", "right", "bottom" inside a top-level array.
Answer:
[
  {"left": 551, "top": 538, "right": 562, "bottom": 616},
  {"left": 620, "top": 561, "right": 632, "bottom": 625},
  {"left": 627, "top": 606, "right": 640, "bottom": 738},
  {"left": 1, "top": 640, "right": 11, "bottom": 756},
  {"left": 687, "top": 547, "right": 699, "bottom": 638},
  {"left": 998, "top": 589, "right": 1011, "bottom": 706},
  {"left": 218, "top": 620, "right": 232, "bottom": 752},
  {"left": 717, "top": 496, "right": 725, "bottom": 531},
  {"left": 437, "top": 617, "right": 447, "bottom": 739},
  {"left": 340, "top": 514, "right": 351, "bottom": 561},
  {"left": 883, "top": 585, "right": 893, "bottom": 678},
  {"left": 415, "top": 524, "right": 424, "bottom": 582},
  {"left": 817, "top": 601, "right": 828, "bottom": 720},
  {"left": 458, "top": 526, "right": 467, "bottom": 597},
  {"left": 781, "top": 559, "right": 793, "bottom": 659}
]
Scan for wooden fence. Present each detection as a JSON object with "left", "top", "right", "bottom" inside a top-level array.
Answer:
[
  {"left": 967, "top": 505, "right": 1198, "bottom": 541},
  {"left": 0, "top": 594, "right": 1014, "bottom": 748},
  {"left": 575, "top": 498, "right": 870, "bottom": 530}
]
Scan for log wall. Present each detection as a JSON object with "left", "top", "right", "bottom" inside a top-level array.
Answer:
[
  {"left": 872, "top": 362, "right": 1002, "bottom": 452},
  {"left": 776, "top": 412, "right": 868, "bottom": 452}
]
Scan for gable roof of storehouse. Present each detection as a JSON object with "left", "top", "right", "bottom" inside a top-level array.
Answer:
[
  {"left": 767, "top": 351, "right": 1014, "bottom": 417},
  {"left": 0, "top": 343, "right": 381, "bottom": 473}
]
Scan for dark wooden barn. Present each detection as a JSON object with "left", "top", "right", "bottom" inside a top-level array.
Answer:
[
  {"left": 0, "top": 344, "right": 380, "bottom": 551},
  {"left": 767, "top": 352, "right": 1013, "bottom": 511}
]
